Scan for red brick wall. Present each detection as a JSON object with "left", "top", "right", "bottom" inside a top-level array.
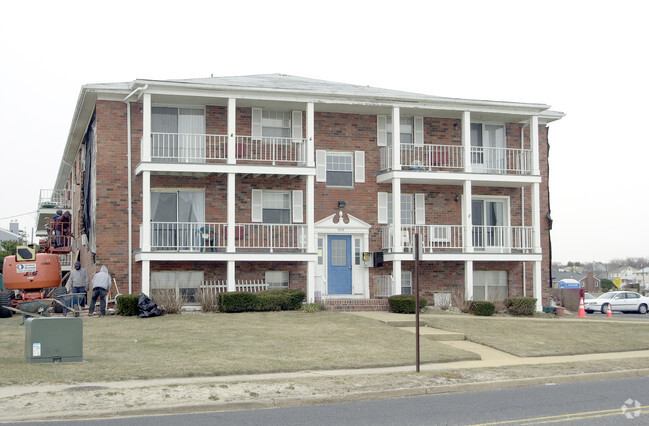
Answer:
[{"left": 81, "top": 101, "right": 553, "bottom": 305}]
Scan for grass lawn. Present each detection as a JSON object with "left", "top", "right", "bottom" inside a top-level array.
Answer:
[
  {"left": 425, "top": 315, "right": 649, "bottom": 357},
  {"left": 0, "top": 311, "right": 477, "bottom": 386}
]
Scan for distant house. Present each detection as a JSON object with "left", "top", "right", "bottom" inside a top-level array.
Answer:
[
  {"left": 580, "top": 272, "right": 601, "bottom": 292},
  {"left": 635, "top": 267, "right": 649, "bottom": 290},
  {"left": 0, "top": 227, "right": 22, "bottom": 243},
  {"left": 610, "top": 266, "right": 637, "bottom": 287}
]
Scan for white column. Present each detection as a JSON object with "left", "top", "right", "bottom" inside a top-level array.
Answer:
[
  {"left": 227, "top": 173, "right": 235, "bottom": 253},
  {"left": 306, "top": 102, "right": 314, "bottom": 167},
  {"left": 465, "top": 260, "right": 473, "bottom": 301},
  {"left": 306, "top": 172, "right": 315, "bottom": 303},
  {"left": 227, "top": 260, "right": 236, "bottom": 292},
  {"left": 141, "top": 260, "right": 150, "bottom": 296},
  {"left": 393, "top": 260, "right": 402, "bottom": 296},
  {"left": 462, "top": 111, "right": 471, "bottom": 173},
  {"left": 531, "top": 115, "right": 539, "bottom": 175},
  {"left": 532, "top": 260, "right": 542, "bottom": 311},
  {"left": 307, "top": 175, "right": 315, "bottom": 252},
  {"left": 307, "top": 261, "right": 315, "bottom": 303},
  {"left": 392, "top": 178, "right": 401, "bottom": 252},
  {"left": 463, "top": 180, "right": 473, "bottom": 253},
  {"left": 532, "top": 182, "right": 541, "bottom": 253},
  {"left": 227, "top": 98, "right": 236, "bottom": 165},
  {"left": 142, "top": 94, "right": 151, "bottom": 162},
  {"left": 391, "top": 107, "right": 400, "bottom": 171},
  {"left": 142, "top": 171, "right": 151, "bottom": 251}
]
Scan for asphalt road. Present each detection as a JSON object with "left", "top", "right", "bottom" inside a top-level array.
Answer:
[
  {"left": 13, "top": 376, "right": 649, "bottom": 426},
  {"left": 586, "top": 311, "right": 649, "bottom": 319}
]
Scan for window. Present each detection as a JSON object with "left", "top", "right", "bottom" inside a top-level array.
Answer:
[
  {"left": 151, "top": 190, "right": 205, "bottom": 250},
  {"left": 401, "top": 271, "right": 412, "bottom": 295},
  {"left": 317, "top": 238, "right": 324, "bottom": 265},
  {"left": 251, "top": 190, "right": 302, "bottom": 223},
  {"left": 262, "top": 110, "right": 291, "bottom": 138},
  {"left": 151, "top": 271, "right": 204, "bottom": 302},
  {"left": 387, "top": 194, "right": 414, "bottom": 225},
  {"left": 354, "top": 238, "right": 361, "bottom": 265},
  {"left": 266, "top": 271, "right": 289, "bottom": 290},
  {"left": 471, "top": 123, "right": 505, "bottom": 171},
  {"left": 316, "top": 150, "right": 364, "bottom": 185},
  {"left": 473, "top": 271, "right": 507, "bottom": 301},
  {"left": 472, "top": 198, "right": 507, "bottom": 249},
  {"left": 386, "top": 116, "right": 413, "bottom": 145},
  {"left": 262, "top": 191, "right": 291, "bottom": 224},
  {"left": 326, "top": 152, "right": 354, "bottom": 187},
  {"left": 151, "top": 107, "right": 205, "bottom": 162}
]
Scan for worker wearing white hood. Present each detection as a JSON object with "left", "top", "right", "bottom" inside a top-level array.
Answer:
[{"left": 89, "top": 265, "right": 111, "bottom": 316}]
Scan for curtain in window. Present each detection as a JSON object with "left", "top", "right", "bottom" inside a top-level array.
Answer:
[
  {"left": 152, "top": 107, "right": 179, "bottom": 160},
  {"left": 151, "top": 191, "right": 204, "bottom": 249},
  {"left": 178, "top": 108, "right": 205, "bottom": 162}
]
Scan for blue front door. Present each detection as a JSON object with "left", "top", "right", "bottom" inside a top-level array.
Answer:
[{"left": 328, "top": 235, "right": 352, "bottom": 294}]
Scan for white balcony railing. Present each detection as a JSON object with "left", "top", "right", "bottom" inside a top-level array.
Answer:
[
  {"left": 401, "top": 144, "right": 464, "bottom": 170},
  {"left": 381, "top": 224, "right": 533, "bottom": 253},
  {"left": 147, "top": 133, "right": 307, "bottom": 166},
  {"left": 151, "top": 222, "right": 226, "bottom": 251},
  {"left": 235, "top": 136, "right": 307, "bottom": 165},
  {"left": 472, "top": 226, "right": 533, "bottom": 252},
  {"left": 235, "top": 223, "right": 307, "bottom": 252},
  {"left": 380, "top": 144, "right": 532, "bottom": 175},
  {"left": 149, "top": 222, "right": 306, "bottom": 252},
  {"left": 39, "top": 189, "right": 71, "bottom": 209},
  {"left": 151, "top": 133, "right": 227, "bottom": 163}
]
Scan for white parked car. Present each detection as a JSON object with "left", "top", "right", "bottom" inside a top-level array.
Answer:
[{"left": 584, "top": 291, "right": 649, "bottom": 314}]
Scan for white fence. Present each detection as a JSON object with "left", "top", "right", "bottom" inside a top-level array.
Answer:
[{"left": 199, "top": 280, "right": 268, "bottom": 294}]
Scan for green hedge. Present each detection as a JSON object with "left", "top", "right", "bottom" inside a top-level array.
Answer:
[
  {"left": 507, "top": 297, "right": 537, "bottom": 316},
  {"left": 116, "top": 294, "right": 140, "bottom": 316},
  {"left": 473, "top": 301, "right": 495, "bottom": 316},
  {"left": 219, "top": 289, "right": 305, "bottom": 313},
  {"left": 388, "top": 295, "right": 427, "bottom": 314}
]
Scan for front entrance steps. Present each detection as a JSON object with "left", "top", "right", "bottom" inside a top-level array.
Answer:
[{"left": 323, "top": 299, "right": 389, "bottom": 312}]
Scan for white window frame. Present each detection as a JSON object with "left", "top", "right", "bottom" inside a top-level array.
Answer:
[
  {"left": 401, "top": 270, "right": 412, "bottom": 295},
  {"left": 325, "top": 152, "right": 354, "bottom": 188},
  {"left": 151, "top": 270, "right": 205, "bottom": 302},
  {"left": 262, "top": 190, "right": 291, "bottom": 224},
  {"left": 388, "top": 193, "right": 414, "bottom": 225},
  {"left": 266, "top": 271, "right": 289, "bottom": 290},
  {"left": 473, "top": 271, "right": 508, "bottom": 301}
]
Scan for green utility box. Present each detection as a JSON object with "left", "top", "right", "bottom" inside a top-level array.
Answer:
[{"left": 24, "top": 317, "right": 83, "bottom": 363}]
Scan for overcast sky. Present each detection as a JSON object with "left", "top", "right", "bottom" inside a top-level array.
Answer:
[{"left": 1, "top": 0, "right": 647, "bottom": 264}]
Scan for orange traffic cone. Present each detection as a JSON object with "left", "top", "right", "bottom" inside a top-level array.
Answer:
[
  {"left": 577, "top": 297, "right": 586, "bottom": 318},
  {"left": 606, "top": 303, "right": 613, "bottom": 318}
]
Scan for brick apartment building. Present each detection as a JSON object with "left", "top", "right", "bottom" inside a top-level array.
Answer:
[{"left": 36, "top": 74, "right": 563, "bottom": 311}]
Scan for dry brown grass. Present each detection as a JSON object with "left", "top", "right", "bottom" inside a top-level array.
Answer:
[
  {"left": 424, "top": 314, "right": 649, "bottom": 357},
  {"left": 0, "top": 311, "right": 476, "bottom": 386}
]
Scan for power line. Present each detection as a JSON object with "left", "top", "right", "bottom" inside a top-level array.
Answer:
[{"left": 0, "top": 211, "right": 37, "bottom": 221}]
